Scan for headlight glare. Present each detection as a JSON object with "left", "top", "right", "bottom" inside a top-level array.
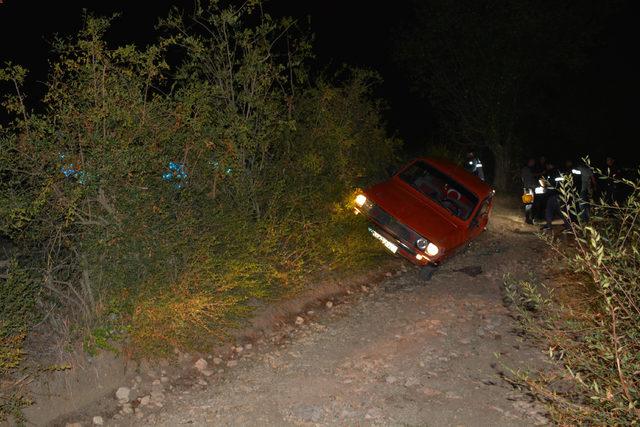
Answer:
[
  {"left": 426, "top": 242, "right": 439, "bottom": 256},
  {"left": 355, "top": 194, "right": 367, "bottom": 207}
]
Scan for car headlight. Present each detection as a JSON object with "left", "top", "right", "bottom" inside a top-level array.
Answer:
[
  {"left": 417, "top": 238, "right": 439, "bottom": 257},
  {"left": 426, "top": 242, "right": 439, "bottom": 256},
  {"left": 416, "top": 238, "right": 428, "bottom": 250},
  {"left": 355, "top": 194, "right": 367, "bottom": 207}
]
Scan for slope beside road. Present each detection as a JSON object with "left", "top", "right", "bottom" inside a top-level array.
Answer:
[{"left": 63, "top": 202, "right": 552, "bottom": 427}]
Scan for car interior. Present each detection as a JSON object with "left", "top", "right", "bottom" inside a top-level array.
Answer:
[{"left": 403, "top": 163, "right": 477, "bottom": 219}]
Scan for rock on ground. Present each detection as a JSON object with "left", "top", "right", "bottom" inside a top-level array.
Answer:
[
  {"left": 194, "top": 358, "right": 208, "bottom": 371},
  {"left": 115, "top": 387, "right": 130, "bottom": 402}
]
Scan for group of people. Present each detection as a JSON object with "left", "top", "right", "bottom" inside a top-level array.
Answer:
[
  {"left": 460, "top": 150, "right": 625, "bottom": 231},
  {"left": 519, "top": 155, "right": 623, "bottom": 230}
]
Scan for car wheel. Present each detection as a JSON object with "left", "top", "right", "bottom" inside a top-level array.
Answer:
[{"left": 419, "top": 265, "right": 436, "bottom": 281}]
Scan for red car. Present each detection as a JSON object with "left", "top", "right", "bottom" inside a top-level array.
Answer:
[{"left": 354, "top": 157, "right": 494, "bottom": 280}]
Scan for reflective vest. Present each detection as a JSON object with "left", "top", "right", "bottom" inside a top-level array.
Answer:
[{"left": 465, "top": 158, "right": 485, "bottom": 181}]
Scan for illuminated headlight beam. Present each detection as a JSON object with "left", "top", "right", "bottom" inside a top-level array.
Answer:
[
  {"left": 426, "top": 242, "right": 439, "bottom": 256},
  {"left": 355, "top": 194, "right": 367, "bottom": 207}
]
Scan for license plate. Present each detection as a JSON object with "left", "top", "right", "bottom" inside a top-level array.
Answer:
[{"left": 368, "top": 227, "right": 398, "bottom": 253}]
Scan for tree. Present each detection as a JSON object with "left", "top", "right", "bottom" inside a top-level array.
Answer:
[
  {"left": 161, "top": 0, "right": 312, "bottom": 218},
  {"left": 394, "top": 0, "right": 608, "bottom": 190}
]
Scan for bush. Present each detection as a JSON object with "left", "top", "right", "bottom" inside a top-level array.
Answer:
[
  {"left": 505, "top": 167, "right": 640, "bottom": 424},
  {"left": 0, "top": 3, "right": 399, "bottom": 418},
  {"left": 0, "top": 261, "right": 39, "bottom": 423}
]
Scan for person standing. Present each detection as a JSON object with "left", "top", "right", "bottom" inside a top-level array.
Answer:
[
  {"left": 604, "top": 156, "right": 622, "bottom": 204},
  {"left": 541, "top": 162, "right": 570, "bottom": 231},
  {"left": 520, "top": 158, "right": 537, "bottom": 224},
  {"left": 536, "top": 156, "right": 547, "bottom": 176},
  {"left": 464, "top": 151, "right": 485, "bottom": 181},
  {"left": 563, "top": 159, "right": 576, "bottom": 179},
  {"left": 576, "top": 160, "right": 595, "bottom": 221}
]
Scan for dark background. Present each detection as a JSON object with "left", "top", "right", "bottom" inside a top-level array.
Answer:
[{"left": 0, "top": 0, "right": 636, "bottom": 168}]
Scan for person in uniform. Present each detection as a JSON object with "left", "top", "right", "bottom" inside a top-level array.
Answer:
[
  {"left": 564, "top": 159, "right": 575, "bottom": 172},
  {"left": 464, "top": 151, "right": 485, "bottom": 181},
  {"left": 604, "top": 156, "right": 622, "bottom": 204},
  {"left": 536, "top": 156, "right": 547, "bottom": 177},
  {"left": 563, "top": 159, "right": 583, "bottom": 223},
  {"left": 576, "top": 159, "right": 595, "bottom": 221},
  {"left": 541, "top": 162, "right": 570, "bottom": 231}
]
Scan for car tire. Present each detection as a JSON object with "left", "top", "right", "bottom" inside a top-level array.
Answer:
[{"left": 419, "top": 265, "right": 436, "bottom": 281}]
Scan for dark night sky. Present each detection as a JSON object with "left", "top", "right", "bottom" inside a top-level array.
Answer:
[{"left": 0, "top": 0, "right": 636, "bottom": 167}]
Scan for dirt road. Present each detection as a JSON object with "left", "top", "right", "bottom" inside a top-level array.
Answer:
[{"left": 82, "top": 203, "right": 552, "bottom": 426}]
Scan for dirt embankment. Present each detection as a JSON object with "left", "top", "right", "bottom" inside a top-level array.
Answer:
[
  {"left": 43, "top": 201, "right": 551, "bottom": 426},
  {"left": 24, "top": 251, "right": 402, "bottom": 426}
]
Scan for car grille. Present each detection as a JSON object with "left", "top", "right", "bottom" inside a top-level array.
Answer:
[{"left": 368, "top": 204, "right": 420, "bottom": 245}]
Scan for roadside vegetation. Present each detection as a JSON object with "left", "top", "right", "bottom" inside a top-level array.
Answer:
[
  {"left": 504, "top": 169, "right": 640, "bottom": 424},
  {"left": 0, "top": 2, "right": 398, "bottom": 420}
]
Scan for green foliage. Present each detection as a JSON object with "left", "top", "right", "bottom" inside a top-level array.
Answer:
[
  {"left": 292, "top": 70, "right": 399, "bottom": 185},
  {"left": 1, "top": 261, "right": 38, "bottom": 372},
  {"left": 0, "top": 3, "right": 398, "bottom": 419},
  {"left": 160, "top": 2, "right": 312, "bottom": 217},
  {"left": 503, "top": 274, "right": 551, "bottom": 315},
  {"left": 504, "top": 167, "right": 640, "bottom": 424},
  {"left": 83, "top": 326, "right": 120, "bottom": 356},
  {"left": 0, "top": 261, "right": 39, "bottom": 424},
  {"left": 423, "top": 143, "right": 462, "bottom": 164}
]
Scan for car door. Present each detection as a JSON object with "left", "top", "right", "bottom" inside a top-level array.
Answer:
[{"left": 468, "top": 196, "right": 493, "bottom": 239}]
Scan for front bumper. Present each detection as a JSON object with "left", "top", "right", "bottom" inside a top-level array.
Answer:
[
  {"left": 354, "top": 196, "right": 441, "bottom": 266},
  {"left": 367, "top": 223, "right": 431, "bottom": 266}
]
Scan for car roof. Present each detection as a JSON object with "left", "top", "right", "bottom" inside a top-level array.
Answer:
[{"left": 409, "top": 157, "right": 494, "bottom": 199}]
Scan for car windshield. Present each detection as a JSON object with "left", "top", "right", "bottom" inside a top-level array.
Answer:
[{"left": 399, "top": 161, "right": 479, "bottom": 220}]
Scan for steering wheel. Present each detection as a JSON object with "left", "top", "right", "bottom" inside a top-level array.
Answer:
[{"left": 446, "top": 188, "right": 462, "bottom": 201}]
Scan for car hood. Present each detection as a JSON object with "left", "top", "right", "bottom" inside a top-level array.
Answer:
[{"left": 366, "top": 178, "right": 461, "bottom": 247}]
